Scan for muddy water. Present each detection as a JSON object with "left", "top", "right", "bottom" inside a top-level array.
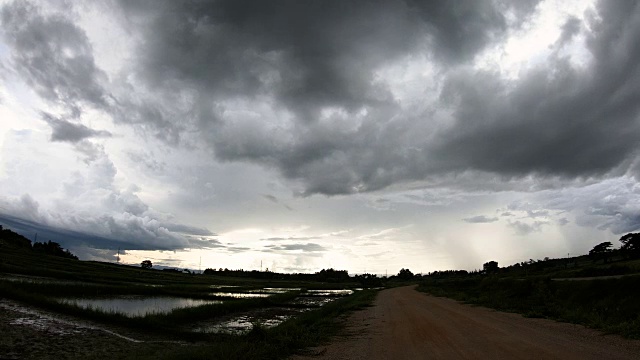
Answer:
[
  {"left": 59, "top": 296, "right": 222, "bottom": 317},
  {"left": 193, "top": 307, "right": 312, "bottom": 334}
]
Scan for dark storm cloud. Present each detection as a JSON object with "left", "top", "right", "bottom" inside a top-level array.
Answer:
[
  {"left": 112, "top": 0, "right": 527, "bottom": 194},
  {"left": 430, "top": 1, "right": 640, "bottom": 180},
  {"left": 0, "top": 213, "right": 151, "bottom": 251},
  {"left": 42, "top": 112, "right": 111, "bottom": 143},
  {"left": 6, "top": 0, "right": 640, "bottom": 197},
  {"left": 164, "top": 223, "right": 215, "bottom": 237},
  {"left": 463, "top": 215, "right": 498, "bottom": 223},
  {"left": 406, "top": 0, "right": 508, "bottom": 62},
  {"left": 0, "top": 210, "right": 219, "bottom": 253},
  {"left": 0, "top": 1, "right": 107, "bottom": 112}
]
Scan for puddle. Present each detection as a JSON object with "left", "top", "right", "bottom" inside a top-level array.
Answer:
[
  {"left": 192, "top": 307, "right": 311, "bottom": 334},
  {"left": 209, "top": 292, "right": 272, "bottom": 299},
  {"left": 209, "top": 285, "right": 241, "bottom": 289},
  {"left": 59, "top": 296, "right": 223, "bottom": 317}
]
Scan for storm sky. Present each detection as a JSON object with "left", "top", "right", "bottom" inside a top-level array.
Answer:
[{"left": 1, "top": 0, "right": 640, "bottom": 274}]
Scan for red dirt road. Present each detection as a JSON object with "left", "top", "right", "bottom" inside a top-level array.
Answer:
[{"left": 292, "top": 286, "right": 640, "bottom": 360}]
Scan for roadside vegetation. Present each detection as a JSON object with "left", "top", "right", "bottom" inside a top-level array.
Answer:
[{"left": 417, "top": 233, "right": 640, "bottom": 339}]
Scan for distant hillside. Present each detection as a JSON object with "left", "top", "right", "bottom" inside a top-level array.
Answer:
[
  {"left": 0, "top": 225, "right": 32, "bottom": 248},
  {"left": 0, "top": 224, "right": 78, "bottom": 260}
]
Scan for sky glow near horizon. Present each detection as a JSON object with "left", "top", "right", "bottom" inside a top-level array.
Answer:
[{"left": 2, "top": 0, "right": 640, "bottom": 274}]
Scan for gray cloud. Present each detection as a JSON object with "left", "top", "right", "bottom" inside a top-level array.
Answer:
[
  {"left": 164, "top": 224, "right": 215, "bottom": 237},
  {"left": 430, "top": 1, "right": 640, "bottom": 182},
  {"left": 107, "top": 0, "right": 545, "bottom": 195},
  {"left": 265, "top": 242, "right": 326, "bottom": 252},
  {"left": 508, "top": 220, "right": 548, "bottom": 236},
  {"left": 126, "top": 151, "right": 166, "bottom": 174},
  {"left": 261, "top": 236, "right": 319, "bottom": 242},
  {"left": 539, "top": 177, "right": 640, "bottom": 234},
  {"left": 42, "top": 113, "right": 111, "bottom": 143},
  {"left": 0, "top": 1, "right": 108, "bottom": 112},
  {"left": 463, "top": 215, "right": 499, "bottom": 223},
  {"left": 7, "top": 1, "right": 639, "bottom": 197}
]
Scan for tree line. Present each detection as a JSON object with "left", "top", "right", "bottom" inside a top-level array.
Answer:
[{"left": 0, "top": 225, "right": 78, "bottom": 260}]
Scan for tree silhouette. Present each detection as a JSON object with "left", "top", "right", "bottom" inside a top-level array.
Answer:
[
  {"left": 141, "top": 260, "right": 153, "bottom": 269},
  {"left": 620, "top": 233, "right": 640, "bottom": 259},
  {"left": 589, "top": 242, "right": 613, "bottom": 263},
  {"left": 397, "top": 268, "right": 414, "bottom": 280},
  {"left": 483, "top": 261, "right": 499, "bottom": 274},
  {"left": 33, "top": 240, "right": 78, "bottom": 260}
]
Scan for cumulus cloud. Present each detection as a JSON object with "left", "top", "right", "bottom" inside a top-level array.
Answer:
[{"left": 0, "top": 141, "right": 214, "bottom": 253}]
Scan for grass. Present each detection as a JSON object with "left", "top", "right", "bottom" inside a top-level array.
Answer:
[{"left": 417, "top": 276, "right": 640, "bottom": 339}]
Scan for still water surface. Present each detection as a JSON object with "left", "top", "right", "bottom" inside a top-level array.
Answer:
[{"left": 60, "top": 296, "right": 222, "bottom": 317}]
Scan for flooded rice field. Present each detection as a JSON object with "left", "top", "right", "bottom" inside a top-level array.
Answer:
[
  {"left": 58, "top": 296, "right": 223, "bottom": 317},
  {"left": 46, "top": 286, "right": 361, "bottom": 332}
]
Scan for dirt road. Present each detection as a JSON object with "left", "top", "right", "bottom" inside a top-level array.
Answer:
[{"left": 292, "top": 286, "right": 640, "bottom": 360}]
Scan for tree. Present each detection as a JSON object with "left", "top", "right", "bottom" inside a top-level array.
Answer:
[
  {"left": 141, "top": 260, "right": 153, "bottom": 269},
  {"left": 620, "top": 233, "right": 640, "bottom": 259},
  {"left": 483, "top": 261, "right": 499, "bottom": 274},
  {"left": 33, "top": 240, "right": 78, "bottom": 260},
  {"left": 354, "top": 273, "right": 382, "bottom": 288},
  {"left": 397, "top": 268, "right": 414, "bottom": 280},
  {"left": 589, "top": 242, "right": 613, "bottom": 263}
]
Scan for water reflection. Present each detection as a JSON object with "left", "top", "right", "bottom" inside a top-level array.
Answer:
[
  {"left": 289, "top": 297, "right": 337, "bottom": 307},
  {"left": 209, "top": 292, "right": 272, "bottom": 298},
  {"left": 305, "top": 289, "right": 354, "bottom": 296},
  {"left": 59, "top": 296, "right": 222, "bottom": 317}
]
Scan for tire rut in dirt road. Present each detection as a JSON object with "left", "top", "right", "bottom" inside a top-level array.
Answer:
[{"left": 291, "top": 285, "right": 640, "bottom": 360}]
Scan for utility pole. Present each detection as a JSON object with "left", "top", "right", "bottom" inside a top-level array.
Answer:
[
  {"left": 199, "top": 256, "right": 202, "bottom": 274},
  {"left": 261, "top": 260, "right": 263, "bottom": 272},
  {"left": 116, "top": 248, "right": 120, "bottom": 263}
]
